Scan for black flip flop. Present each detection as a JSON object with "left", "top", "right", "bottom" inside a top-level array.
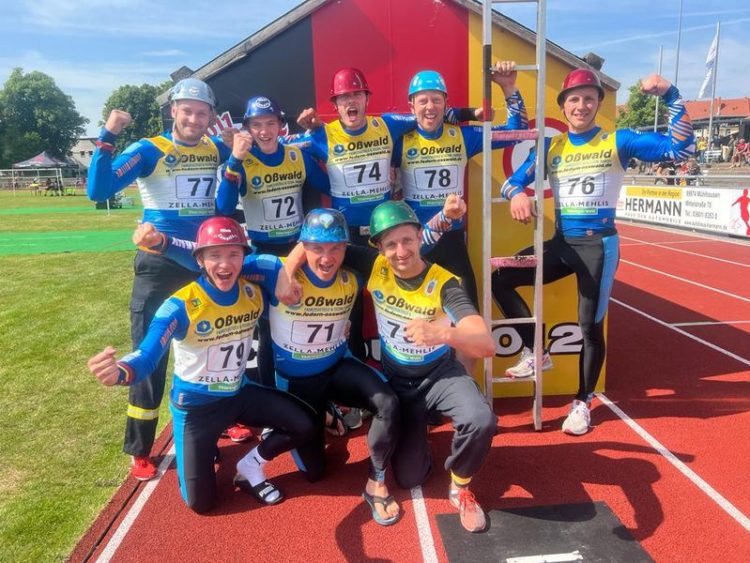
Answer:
[
  {"left": 233, "top": 474, "right": 284, "bottom": 506},
  {"left": 362, "top": 491, "right": 401, "bottom": 526}
]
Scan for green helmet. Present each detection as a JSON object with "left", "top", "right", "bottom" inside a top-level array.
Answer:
[{"left": 369, "top": 201, "right": 421, "bottom": 244}]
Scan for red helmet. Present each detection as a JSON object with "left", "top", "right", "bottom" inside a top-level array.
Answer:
[
  {"left": 557, "top": 68, "right": 605, "bottom": 105},
  {"left": 330, "top": 67, "right": 371, "bottom": 101},
  {"left": 193, "top": 217, "right": 249, "bottom": 256}
]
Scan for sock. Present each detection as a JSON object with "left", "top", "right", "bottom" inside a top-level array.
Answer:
[
  {"left": 237, "top": 446, "right": 269, "bottom": 487},
  {"left": 451, "top": 472, "right": 472, "bottom": 489}
]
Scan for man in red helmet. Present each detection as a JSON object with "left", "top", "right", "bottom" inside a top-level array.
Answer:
[
  {"left": 88, "top": 79, "right": 247, "bottom": 481},
  {"left": 493, "top": 68, "right": 694, "bottom": 435},
  {"left": 292, "top": 67, "right": 479, "bottom": 368},
  {"left": 87, "top": 217, "right": 316, "bottom": 513}
]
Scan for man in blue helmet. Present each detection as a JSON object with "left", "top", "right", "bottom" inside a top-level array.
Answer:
[
  {"left": 216, "top": 95, "right": 331, "bottom": 388},
  {"left": 88, "top": 78, "right": 242, "bottom": 481},
  {"left": 284, "top": 197, "right": 495, "bottom": 533},
  {"left": 394, "top": 62, "right": 527, "bottom": 308}
]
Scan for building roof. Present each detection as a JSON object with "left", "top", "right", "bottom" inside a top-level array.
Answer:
[
  {"left": 157, "top": 0, "right": 619, "bottom": 106},
  {"left": 685, "top": 98, "right": 750, "bottom": 120}
]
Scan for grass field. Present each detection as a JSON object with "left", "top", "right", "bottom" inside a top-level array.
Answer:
[{"left": 0, "top": 188, "right": 172, "bottom": 562}]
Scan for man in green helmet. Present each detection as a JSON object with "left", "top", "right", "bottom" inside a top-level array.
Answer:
[{"left": 287, "top": 196, "right": 497, "bottom": 533}]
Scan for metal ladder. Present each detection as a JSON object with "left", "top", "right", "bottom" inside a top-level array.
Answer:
[{"left": 481, "top": 0, "right": 548, "bottom": 430}]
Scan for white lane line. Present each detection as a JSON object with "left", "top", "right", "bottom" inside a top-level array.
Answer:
[
  {"left": 672, "top": 320, "right": 750, "bottom": 327},
  {"left": 507, "top": 552, "right": 583, "bottom": 563},
  {"left": 96, "top": 447, "right": 176, "bottom": 563},
  {"left": 611, "top": 298, "right": 750, "bottom": 367},
  {"left": 620, "top": 260, "right": 750, "bottom": 305},
  {"left": 598, "top": 393, "right": 750, "bottom": 533},
  {"left": 620, "top": 221, "right": 750, "bottom": 248},
  {"left": 410, "top": 486, "right": 439, "bottom": 563},
  {"left": 619, "top": 235, "right": 750, "bottom": 269}
]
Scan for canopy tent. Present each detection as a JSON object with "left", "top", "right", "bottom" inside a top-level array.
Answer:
[
  {"left": 4, "top": 151, "right": 82, "bottom": 194},
  {"left": 12, "top": 151, "right": 76, "bottom": 169}
]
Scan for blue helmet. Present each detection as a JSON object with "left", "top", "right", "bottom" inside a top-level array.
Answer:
[
  {"left": 299, "top": 209, "right": 349, "bottom": 243},
  {"left": 243, "top": 96, "right": 285, "bottom": 121},
  {"left": 408, "top": 70, "right": 448, "bottom": 98},
  {"left": 170, "top": 78, "right": 216, "bottom": 109}
]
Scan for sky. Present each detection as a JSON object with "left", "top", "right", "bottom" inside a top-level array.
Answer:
[{"left": 1, "top": 0, "right": 747, "bottom": 136}]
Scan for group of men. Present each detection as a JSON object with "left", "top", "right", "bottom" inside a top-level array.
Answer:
[{"left": 86, "top": 60, "right": 694, "bottom": 533}]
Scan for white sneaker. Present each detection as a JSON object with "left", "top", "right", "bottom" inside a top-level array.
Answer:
[
  {"left": 505, "top": 347, "right": 553, "bottom": 378},
  {"left": 562, "top": 400, "right": 591, "bottom": 435}
]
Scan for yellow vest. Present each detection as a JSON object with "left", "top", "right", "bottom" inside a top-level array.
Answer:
[
  {"left": 141, "top": 135, "right": 220, "bottom": 217},
  {"left": 400, "top": 125, "right": 467, "bottom": 210},
  {"left": 367, "top": 255, "right": 454, "bottom": 365},
  {"left": 238, "top": 146, "right": 306, "bottom": 240},
  {"left": 172, "top": 279, "right": 263, "bottom": 394}
]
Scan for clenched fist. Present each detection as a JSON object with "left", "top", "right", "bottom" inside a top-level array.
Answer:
[
  {"left": 87, "top": 346, "right": 121, "bottom": 386},
  {"left": 640, "top": 74, "right": 671, "bottom": 97},
  {"left": 442, "top": 193, "right": 467, "bottom": 220},
  {"left": 232, "top": 131, "right": 253, "bottom": 159},
  {"left": 105, "top": 110, "right": 133, "bottom": 135}
]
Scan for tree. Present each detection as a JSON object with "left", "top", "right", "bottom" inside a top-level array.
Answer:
[
  {"left": 0, "top": 68, "right": 88, "bottom": 168},
  {"left": 616, "top": 80, "right": 668, "bottom": 130},
  {"left": 100, "top": 80, "right": 173, "bottom": 151}
]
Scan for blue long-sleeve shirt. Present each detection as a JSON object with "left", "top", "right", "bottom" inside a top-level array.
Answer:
[
  {"left": 500, "top": 84, "right": 694, "bottom": 237},
  {"left": 88, "top": 129, "right": 232, "bottom": 240}
]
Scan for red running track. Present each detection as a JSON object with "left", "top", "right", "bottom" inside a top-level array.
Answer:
[{"left": 72, "top": 222, "right": 750, "bottom": 562}]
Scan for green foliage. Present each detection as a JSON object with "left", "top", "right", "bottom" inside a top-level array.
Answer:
[
  {"left": 0, "top": 68, "right": 88, "bottom": 167},
  {"left": 616, "top": 80, "right": 668, "bottom": 130},
  {"left": 101, "top": 80, "right": 173, "bottom": 151},
  {"left": 0, "top": 189, "right": 171, "bottom": 562}
]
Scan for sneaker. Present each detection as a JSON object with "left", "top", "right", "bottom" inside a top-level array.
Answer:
[
  {"left": 505, "top": 347, "right": 553, "bottom": 378},
  {"left": 562, "top": 400, "right": 591, "bottom": 435},
  {"left": 449, "top": 486, "right": 487, "bottom": 533},
  {"left": 131, "top": 456, "right": 158, "bottom": 481},
  {"left": 224, "top": 424, "right": 254, "bottom": 443}
]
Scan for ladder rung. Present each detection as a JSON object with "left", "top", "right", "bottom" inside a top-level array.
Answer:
[
  {"left": 490, "top": 197, "right": 505, "bottom": 204},
  {"left": 514, "top": 64, "right": 539, "bottom": 72},
  {"left": 491, "top": 317, "right": 536, "bottom": 326},
  {"left": 490, "top": 255, "right": 537, "bottom": 269},
  {"left": 493, "top": 0, "right": 539, "bottom": 4},
  {"left": 491, "top": 129, "right": 538, "bottom": 142},
  {"left": 491, "top": 376, "right": 537, "bottom": 383}
]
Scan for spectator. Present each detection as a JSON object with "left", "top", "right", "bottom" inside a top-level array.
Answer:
[
  {"left": 654, "top": 160, "right": 676, "bottom": 185},
  {"left": 731, "top": 138, "right": 748, "bottom": 168}
]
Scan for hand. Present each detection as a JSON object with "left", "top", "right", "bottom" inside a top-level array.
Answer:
[
  {"left": 132, "top": 222, "right": 164, "bottom": 251},
  {"left": 297, "top": 108, "right": 321, "bottom": 130},
  {"left": 442, "top": 193, "right": 467, "bottom": 220},
  {"left": 640, "top": 74, "right": 671, "bottom": 97},
  {"left": 221, "top": 127, "right": 237, "bottom": 148},
  {"left": 87, "top": 346, "right": 121, "bottom": 386},
  {"left": 104, "top": 110, "right": 132, "bottom": 135},
  {"left": 232, "top": 131, "right": 253, "bottom": 159},
  {"left": 404, "top": 319, "right": 448, "bottom": 347},
  {"left": 473, "top": 106, "right": 496, "bottom": 121},
  {"left": 275, "top": 268, "right": 303, "bottom": 306},
  {"left": 509, "top": 191, "right": 535, "bottom": 223},
  {"left": 491, "top": 60, "right": 518, "bottom": 97}
]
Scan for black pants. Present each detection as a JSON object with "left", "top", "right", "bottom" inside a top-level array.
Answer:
[
  {"left": 491, "top": 232, "right": 620, "bottom": 402},
  {"left": 170, "top": 383, "right": 316, "bottom": 513},
  {"left": 424, "top": 229, "right": 478, "bottom": 307},
  {"left": 125, "top": 251, "right": 197, "bottom": 457},
  {"left": 251, "top": 239, "right": 298, "bottom": 388},
  {"left": 276, "top": 356, "right": 399, "bottom": 483},
  {"left": 387, "top": 357, "right": 497, "bottom": 489}
]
